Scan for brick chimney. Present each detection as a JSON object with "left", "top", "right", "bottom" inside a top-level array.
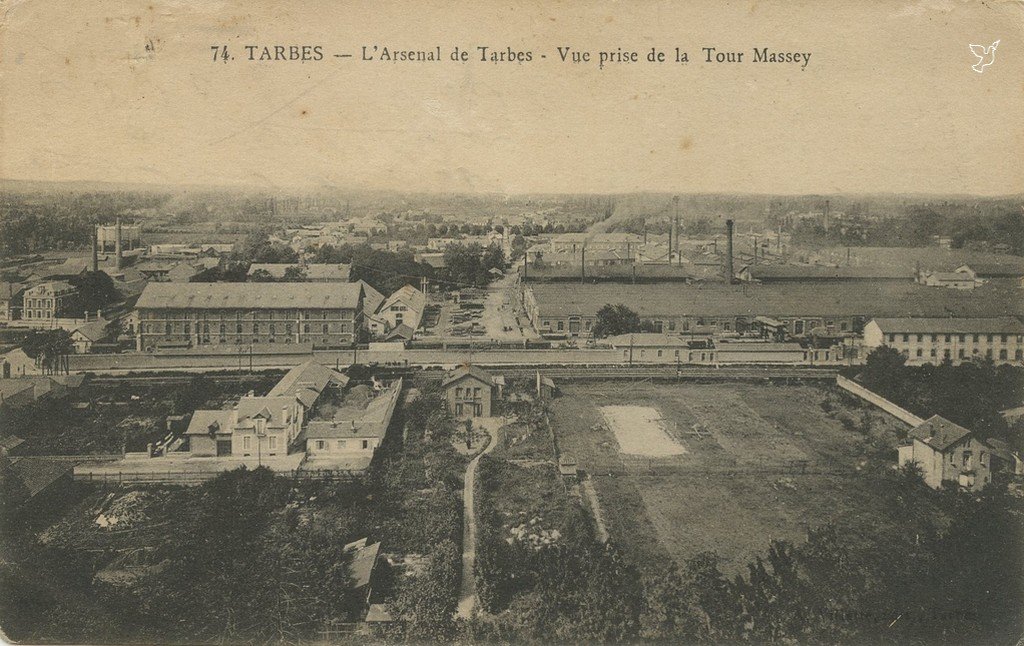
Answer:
[
  {"left": 725, "top": 219, "right": 735, "bottom": 283},
  {"left": 115, "top": 217, "right": 123, "bottom": 270}
]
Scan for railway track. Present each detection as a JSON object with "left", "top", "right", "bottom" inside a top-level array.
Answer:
[{"left": 87, "top": 364, "right": 837, "bottom": 384}]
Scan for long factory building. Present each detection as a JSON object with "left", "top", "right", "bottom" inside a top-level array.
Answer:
[{"left": 524, "top": 279, "right": 1024, "bottom": 340}]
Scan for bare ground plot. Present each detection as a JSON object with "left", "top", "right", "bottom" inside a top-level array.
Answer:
[{"left": 550, "top": 382, "right": 908, "bottom": 573}]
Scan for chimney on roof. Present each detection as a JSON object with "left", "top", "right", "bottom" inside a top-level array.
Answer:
[
  {"left": 115, "top": 217, "right": 123, "bottom": 270},
  {"left": 725, "top": 219, "right": 736, "bottom": 283}
]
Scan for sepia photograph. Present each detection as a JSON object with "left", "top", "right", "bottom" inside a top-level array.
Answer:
[{"left": 0, "top": 0, "right": 1022, "bottom": 643}]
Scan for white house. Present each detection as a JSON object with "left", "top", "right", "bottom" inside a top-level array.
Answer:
[
  {"left": 368, "top": 285, "right": 425, "bottom": 337},
  {"left": 898, "top": 415, "right": 1005, "bottom": 491}
]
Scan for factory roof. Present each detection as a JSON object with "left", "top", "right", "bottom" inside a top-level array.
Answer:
[
  {"left": 868, "top": 317, "right": 1024, "bottom": 334},
  {"left": 303, "top": 380, "right": 402, "bottom": 440},
  {"left": 528, "top": 280, "right": 1024, "bottom": 320},
  {"left": 136, "top": 282, "right": 363, "bottom": 310},
  {"left": 743, "top": 264, "right": 915, "bottom": 281}
]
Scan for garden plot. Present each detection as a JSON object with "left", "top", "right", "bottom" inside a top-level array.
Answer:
[{"left": 600, "top": 405, "right": 686, "bottom": 457}]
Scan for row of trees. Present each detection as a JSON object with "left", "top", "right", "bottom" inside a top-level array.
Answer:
[{"left": 857, "top": 347, "right": 1024, "bottom": 447}]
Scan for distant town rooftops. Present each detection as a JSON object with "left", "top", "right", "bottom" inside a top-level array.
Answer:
[
  {"left": 247, "top": 263, "right": 351, "bottom": 281},
  {"left": 135, "top": 282, "right": 364, "bottom": 310}
]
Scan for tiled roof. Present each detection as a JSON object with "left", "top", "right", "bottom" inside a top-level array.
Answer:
[
  {"left": 136, "top": 282, "right": 363, "bottom": 310},
  {"left": 303, "top": 380, "right": 402, "bottom": 440},
  {"left": 908, "top": 415, "right": 972, "bottom": 452},
  {"left": 442, "top": 365, "right": 494, "bottom": 387},
  {"left": 184, "top": 410, "right": 234, "bottom": 436},
  {"left": 870, "top": 317, "right": 1024, "bottom": 334},
  {"left": 266, "top": 360, "right": 348, "bottom": 401}
]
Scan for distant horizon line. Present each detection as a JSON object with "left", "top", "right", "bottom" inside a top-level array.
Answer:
[{"left": 0, "top": 176, "right": 1022, "bottom": 200}]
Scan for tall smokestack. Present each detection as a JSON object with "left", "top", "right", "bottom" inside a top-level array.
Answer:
[
  {"left": 725, "top": 219, "right": 735, "bottom": 283},
  {"left": 115, "top": 217, "right": 123, "bottom": 270},
  {"left": 670, "top": 216, "right": 677, "bottom": 265},
  {"left": 823, "top": 199, "right": 830, "bottom": 233},
  {"left": 91, "top": 226, "right": 98, "bottom": 272}
]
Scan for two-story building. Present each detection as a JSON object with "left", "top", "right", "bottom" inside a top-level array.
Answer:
[
  {"left": 367, "top": 285, "right": 425, "bottom": 338},
  {"left": 862, "top": 317, "right": 1024, "bottom": 365},
  {"left": 185, "top": 360, "right": 348, "bottom": 458},
  {"left": 898, "top": 415, "right": 1000, "bottom": 491},
  {"left": 443, "top": 365, "right": 497, "bottom": 418},
  {"left": 22, "top": 281, "right": 77, "bottom": 323},
  {"left": 134, "top": 282, "right": 367, "bottom": 351}
]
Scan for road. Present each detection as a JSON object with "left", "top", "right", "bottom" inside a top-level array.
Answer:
[
  {"left": 456, "top": 420, "right": 500, "bottom": 618},
  {"left": 481, "top": 272, "right": 539, "bottom": 342}
]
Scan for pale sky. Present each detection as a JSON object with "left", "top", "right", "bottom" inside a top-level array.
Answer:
[{"left": 1, "top": 0, "right": 1021, "bottom": 195}]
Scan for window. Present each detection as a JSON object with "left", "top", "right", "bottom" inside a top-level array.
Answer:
[
  {"left": 474, "top": 387, "right": 481, "bottom": 396},
  {"left": 304, "top": 324, "right": 310, "bottom": 333},
  {"left": 1016, "top": 350, "right": 1023, "bottom": 360},
  {"left": 456, "top": 387, "right": 463, "bottom": 397},
  {"left": 962, "top": 451, "right": 972, "bottom": 467},
  {"left": 1001, "top": 334, "right": 1008, "bottom": 343},
  {"left": 253, "top": 323, "right": 259, "bottom": 334},
  {"left": 361, "top": 440, "right": 369, "bottom": 450},
  {"left": 657, "top": 350, "right": 663, "bottom": 357},
  {"left": 959, "top": 349, "right": 965, "bottom": 359},
  {"left": 917, "top": 334, "right": 924, "bottom": 342},
  {"left": 999, "top": 349, "right": 1008, "bottom": 360},
  {"left": 557, "top": 321, "right": 564, "bottom": 331},
  {"left": 270, "top": 324, "right": 276, "bottom": 336},
  {"left": 243, "top": 436, "right": 251, "bottom": 450},
  {"left": 268, "top": 436, "right": 277, "bottom": 450},
  {"left": 959, "top": 334, "right": 965, "bottom": 342},
  {"left": 973, "top": 334, "right": 980, "bottom": 342},
  {"left": 902, "top": 334, "right": 909, "bottom": 342},
  {"left": 943, "top": 349, "right": 951, "bottom": 359},
  {"left": 165, "top": 322, "right": 172, "bottom": 335},
  {"left": 236, "top": 323, "right": 243, "bottom": 334},
  {"left": 916, "top": 349, "right": 923, "bottom": 357},
  {"left": 987, "top": 334, "right": 994, "bottom": 342},
  {"left": 322, "top": 324, "right": 329, "bottom": 335},
  {"left": 184, "top": 323, "right": 190, "bottom": 335},
  {"left": 929, "top": 349, "right": 936, "bottom": 357},
  {"left": 888, "top": 334, "right": 895, "bottom": 343},
  {"left": 219, "top": 324, "right": 226, "bottom": 340},
  {"left": 315, "top": 440, "right": 326, "bottom": 450},
  {"left": 944, "top": 335, "right": 951, "bottom": 343}
]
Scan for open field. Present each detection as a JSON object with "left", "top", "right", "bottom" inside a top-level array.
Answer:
[{"left": 550, "top": 382, "right": 915, "bottom": 573}]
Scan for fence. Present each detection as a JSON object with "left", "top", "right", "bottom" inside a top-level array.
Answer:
[{"left": 835, "top": 375, "right": 925, "bottom": 427}]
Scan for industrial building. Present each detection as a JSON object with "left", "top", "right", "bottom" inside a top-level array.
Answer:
[
  {"left": 862, "top": 317, "right": 1024, "bottom": 365},
  {"left": 524, "top": 279, "right": 1024, "bottom": 340},
  {"left": 134, "top": 282, "right": 368, "bottom": 351}
]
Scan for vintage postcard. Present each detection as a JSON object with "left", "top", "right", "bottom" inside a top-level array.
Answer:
[{"left": 0, "top": 0, "right": 1022, "bottom": 644}]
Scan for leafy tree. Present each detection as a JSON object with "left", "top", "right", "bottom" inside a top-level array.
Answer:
[
  {"left": 248, "top": 268, "right": 275, "bottom": 282},
  {"left": 591, "top": 304, "right": 654, "bottom": 338},
  {"left": 860, "top": 345, "right": 908, "bottom": 400},
  {"left": 68, "top": 271, "right": 120, "bottom": 315},
  {"left": 21, "top": 329, "right": 72, "bottom": 374},
  {"left": 282, "top": 266, "right": 307, "bottom": 281}
]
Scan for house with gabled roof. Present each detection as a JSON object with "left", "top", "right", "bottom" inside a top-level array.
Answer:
[
  {"left": 897, "top": 415, "right": 1004, "bottom": 491},
  {"left": 443, "top": 365, "right": 498, "bottom": 418},
  {"left": 185, "top": 360, "right": 349, "bottom": 458}
]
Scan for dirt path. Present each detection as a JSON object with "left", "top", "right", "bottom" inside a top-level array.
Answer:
[
  {"left": 456, "top": 420, "right": 500, "bottom": 619},
  {"left": 582, "top": 476, "right": 610, "bottom": 543}
]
